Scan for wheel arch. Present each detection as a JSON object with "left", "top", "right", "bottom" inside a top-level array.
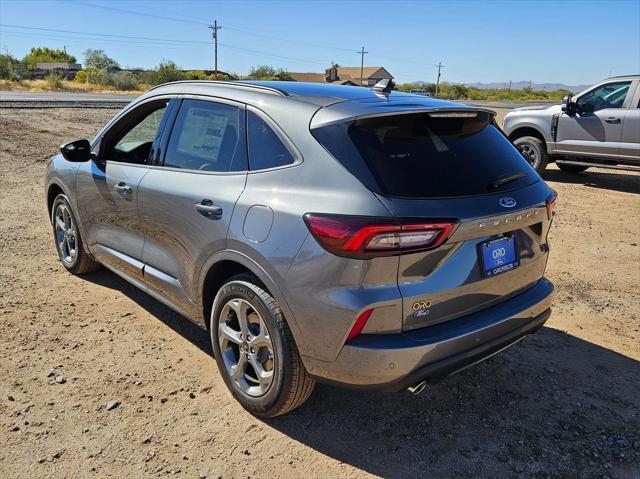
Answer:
[
  {"left": 198, "top": 251, "right": 305, "bottom": 352},
  {"left": 46, "top": 178, "right": 92, "bottom": 255},
  {"left": 508, "top": 126, "right": 547, "bottom": 145},
  {"left": 46, "top": 182, "right": 65, "bottom": 222}
]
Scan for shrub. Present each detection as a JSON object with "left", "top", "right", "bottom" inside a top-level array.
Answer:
[
  {"left": 45, "top": 72, "right": 63, "bottom": 89},
  {"left": 152, "top": 60, "right": 186, "bottom": 85},
  {"left": 75, "top": 69, "right": 89, "bottom": 83},
  {"left": 107, "top": 71, "right": 140, "bottom": 91},
  {"left": 185, "top": 70, "right": 207, "bottom": 80}
]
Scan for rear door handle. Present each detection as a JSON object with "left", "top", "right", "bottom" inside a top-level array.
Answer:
[
  {"left": 114, "top": 182, "right": 132, "bottom": 196},
  {"left": 605, "top": 117, "right": 621, "bottom": 124},
  {"left": 195, "top": 200, "right": 223, "bottom": 218}
]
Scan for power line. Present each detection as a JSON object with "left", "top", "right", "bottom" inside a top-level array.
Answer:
[
  {"left": 1, "top": 24, "right": 334, "bottom": 67},
  {"left": 72, "top": 1, "right": 354, "bottom": 52},
  {"left": 1, "top": 24, "right": 211, "bottom": 45},
  {"left": 71, "top": 0, "right": 210, "bottom": 26}
]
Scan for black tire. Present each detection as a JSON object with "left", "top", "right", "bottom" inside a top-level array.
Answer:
[
  {"left": 557, "top": 163, "right": 589, "bottom": 173},
  {"left": 513, "top": 136, "right": 549, "bottom": 174},
  {"left": 210, "top": 274, "right": 315, "bottom": 417},
  {"left": 51, "top": 193, "right": 100, "bottom": 275}
]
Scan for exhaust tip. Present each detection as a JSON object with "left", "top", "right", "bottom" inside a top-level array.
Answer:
[{"left": 407, "top": 380, "right": 428, "bottom": 396}]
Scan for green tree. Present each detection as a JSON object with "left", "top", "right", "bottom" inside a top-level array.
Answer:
[
  {"left": 247, "top": 65, "right": 291, "bottom": 81},
  {"left": 83, "top": 49, "right": 119, "bottom": 70},
  {"left": 22, "top": 47, "right": 76, "bottom": 70},
  {"left": 0, "top": 53, "right": 22, "bottom": 80}
]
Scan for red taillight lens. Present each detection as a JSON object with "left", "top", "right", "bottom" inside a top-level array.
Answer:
[
  {"left": 545, "top": 190, "right": 557, "bottom": 220},
  {"left": 303, "top": 214, "right": 459, "bottom": 259},
  {"left": 346, "top": 308, "right": 374, "bottom": 342}
]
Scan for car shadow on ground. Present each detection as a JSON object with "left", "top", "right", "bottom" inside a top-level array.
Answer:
[
  {"left": 82, "top": 268, "right": 640, "bottom": 478},
  {"left": 543, "top": 167, "right": 640, "bottom": 194},
  {"left": 83, "top": 268, "right": 214, "bottom": 355}
]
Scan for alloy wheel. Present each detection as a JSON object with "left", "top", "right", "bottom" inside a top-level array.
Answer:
[
  {"left": 54, "top": 203, "right": 77, "bottom": 266},
  {"left": 218, "top": 298, "right": 275, "bottom": 397},
  {"left": 519, "top": 143, "right": 539, "bottom": 169}
]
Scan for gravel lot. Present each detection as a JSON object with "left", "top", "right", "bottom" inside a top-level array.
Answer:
[{"left": 1, "top": 107, "right": 639, "bottom": 479}]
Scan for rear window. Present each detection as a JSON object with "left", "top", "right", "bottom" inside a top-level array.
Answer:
[{"left": 312, "top": 111, "right": 538, "bottom": 198}]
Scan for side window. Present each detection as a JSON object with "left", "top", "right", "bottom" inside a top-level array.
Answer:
[
  {"left": 576, "top": 81, "right": 632, "bottom": 111},
  {"left": 103, "top": 100, "right": 168, "bottom": 164},
  {"left": 248, "top": 110, "right": 295, "bottom": 170},
  {"left": 164, "top": 99, "right": 247, "bottom": 172}
]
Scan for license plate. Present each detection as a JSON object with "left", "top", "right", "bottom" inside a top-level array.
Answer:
[{"left": 479, "top": 235, "right": 519, "bottom": 277}]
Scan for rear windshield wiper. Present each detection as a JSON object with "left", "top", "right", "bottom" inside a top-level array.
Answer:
[{"left": 490, "top": 172, "right": 527, "bottom": 189}]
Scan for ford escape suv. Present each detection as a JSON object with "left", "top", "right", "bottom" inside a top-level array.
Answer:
[{"left": 46, "top": 80, "right": 556, "bottom": 416}]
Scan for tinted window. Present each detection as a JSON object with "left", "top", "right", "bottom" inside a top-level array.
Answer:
[
  {"left": 312, "top": 111, "right": 538, "bottom": 199},
  {"left": 104, "top": 100, "right": 168, "bottom": 164},
  {"left": 577, "top": 81, "right": 631, "bottom": 111},
  {"left": 164, "top": 99, "right": 247, "bottom": 172},
  {"left": 248, "top": 111, "right": 294, "bottom": 170}
]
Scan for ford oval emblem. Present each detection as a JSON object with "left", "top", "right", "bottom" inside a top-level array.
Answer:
[{"left": 499, "top": 197, "right": 517, "bottom": 208}]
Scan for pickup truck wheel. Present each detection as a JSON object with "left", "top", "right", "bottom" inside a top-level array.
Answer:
[
  {"left": 210, "top": 274, "right": 315, "bottom": 417},
  {"left": 557, "top": 163, "right": 589, "bottom": 173},
  {"left": 513, "top": 136, "right": 549, "bottom": 174}
]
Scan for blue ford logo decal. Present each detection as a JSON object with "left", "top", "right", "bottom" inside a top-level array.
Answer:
[{"left": 499, "top": 197, "right": 517, "bottom": 208}]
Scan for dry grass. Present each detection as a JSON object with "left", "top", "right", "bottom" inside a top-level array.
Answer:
[{"left": 0, "top": 79, "right": 146, "bottom": 94}]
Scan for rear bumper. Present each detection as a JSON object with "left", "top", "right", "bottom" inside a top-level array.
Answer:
[{"left": 302, "top": 277, "right": 554, "bottom": 391}]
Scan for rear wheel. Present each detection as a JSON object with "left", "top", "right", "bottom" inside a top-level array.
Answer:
[
  {"left": 557, "top": 162, "right": 589, "bottom": 173},
  {"left": 51, "top": 194, "right": 100, "bottom": 274},
  {"left": 513, "top": 136, "right": 549, "bottom": 174},
  {"left": 210, "top": 274, "right": 314, "bottom": 417}
]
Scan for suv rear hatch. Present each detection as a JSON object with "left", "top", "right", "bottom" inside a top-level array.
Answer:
[{"left": 311, "top": 101, "right": 555, "bottom": 330}]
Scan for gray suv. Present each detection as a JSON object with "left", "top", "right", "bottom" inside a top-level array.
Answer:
[
  {"left": 504, "top": 75, "right": 640, "bottom": 174},
  {"left": 46, "top": 80, "right": 556, "bottom": 416}
]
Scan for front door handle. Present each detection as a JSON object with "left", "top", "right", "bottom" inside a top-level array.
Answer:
[
  {"left": 114, "top": 182, "right": 132, "bottom": 196},
  {"left": 605, "top": 117, "right": 621, "bottom": 124},
  {"left": 195, "top": 199, "right": 223, "bottom": 218}
]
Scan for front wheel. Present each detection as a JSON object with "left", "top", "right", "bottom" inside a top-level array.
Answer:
[
  {"left": 210, "top": 274, "right": 315, "bottom": 417},
  {"left": 513, "top": 136, "right": 549, "bottom": 174},
  {"left": 51, "top": 194, "right": 100, "bottom": 274},
  {"left": 557, "top": 162, "right": 589, "bottom": 173}
]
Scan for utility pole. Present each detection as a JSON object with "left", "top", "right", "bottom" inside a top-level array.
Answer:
[
  {"left": 508, "top": 80, "right": 512, "bottom": 93},
  {"left": 358, "top": 46, "right": 368, "bottom": 86},
  {"left": 63, "top": 45, "right": 69, "bottom": 55},
  {"left": 209, "top": 20, "right": 222, "bottom": 74},
  {"left": 435, "top": 61, "right": 444, "bottom": 97}
]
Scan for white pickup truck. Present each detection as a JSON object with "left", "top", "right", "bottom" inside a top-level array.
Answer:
[{"left": 503, "top": 75, "right": 640, "bottom": 174}]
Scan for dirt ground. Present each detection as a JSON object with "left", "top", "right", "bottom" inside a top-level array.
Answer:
[{"left": 0, "top": 107, "right": 639, "bottom": 479}]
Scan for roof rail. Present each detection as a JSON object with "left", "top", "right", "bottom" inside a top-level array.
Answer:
[{"left": 146, "top": 80, "right": 289, "bottom": 96}]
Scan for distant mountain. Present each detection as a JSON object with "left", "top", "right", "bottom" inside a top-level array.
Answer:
[
  {"left": 409, "top": 80, "right": 589, "bottom": 92},
  {"left": 464, "top": 81, "right": 589, "bottom": 92}
]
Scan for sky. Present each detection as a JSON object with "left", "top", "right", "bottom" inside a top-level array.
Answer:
[{"left": 1, "top": 0, "right": 639, "bottom": 85}]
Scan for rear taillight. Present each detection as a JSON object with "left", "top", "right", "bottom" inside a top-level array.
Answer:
[
  {"left": 303, "top": 213, "right": 459, "bottom": 259},
  {"left": 546, "top": 190, "right": 557, "bottom": 220}
]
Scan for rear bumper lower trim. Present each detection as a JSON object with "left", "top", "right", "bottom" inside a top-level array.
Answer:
[
  {"left": 302, "top": 277, "right": 554, "bottom": 390},
  {"left": 381, "top": 307, "right": 550, "bottom": 391}
]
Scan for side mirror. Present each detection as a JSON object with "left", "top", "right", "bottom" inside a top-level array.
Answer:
[
  {"left": 60, "top": 139, "right": 92, "bottom": 162},
  {"left": 561, "top": 94, "right": 576, "bottom": 114}
]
